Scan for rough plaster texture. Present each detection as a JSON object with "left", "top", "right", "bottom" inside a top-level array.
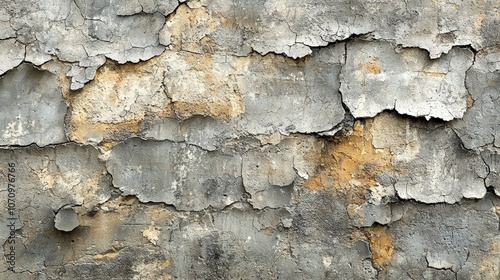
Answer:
[
  {"left": 341, "top": 41, "right": 473, "bottom": 121},
  {"left": 0, "top": 0, "right": 500, "bottom": 279},
  {"left": 0, "top": 64, "right": 67, "bottom": 146},
  {"left": 452, "top": 47, "right": 500, "bottom": 150}
]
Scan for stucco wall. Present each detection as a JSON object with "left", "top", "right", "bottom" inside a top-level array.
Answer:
[{"left": 1, "top": 0, "right": 500, "bottom": 279}]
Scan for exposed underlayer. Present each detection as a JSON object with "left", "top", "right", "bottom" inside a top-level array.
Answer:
[{"left": 1, "top": 0, "right": 500, "bottom": 279}]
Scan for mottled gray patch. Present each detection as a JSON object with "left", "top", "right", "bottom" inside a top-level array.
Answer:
[
  {"left": 107, "top": 138, "right": 243, "bottom": 211},
  {"left": 0, "top": 64, "right": 67, "bottom": 146},
  {"left": 452, "top": 48, "right": 500, "bottom": 149}
]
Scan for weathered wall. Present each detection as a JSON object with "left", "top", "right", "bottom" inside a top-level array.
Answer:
[{"left": 1, "top": 0, "right": 500, "bottom": 279}]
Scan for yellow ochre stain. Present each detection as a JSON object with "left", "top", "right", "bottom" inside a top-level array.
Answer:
[
  {"left": 304, "top": 120, "right": 395, "bottom": 205},
  {"left": 362, "top": 57, "right": 382, "bottom": 74},
  {"left": 364, "top": 225, "right": 394, "bottom": 269}
]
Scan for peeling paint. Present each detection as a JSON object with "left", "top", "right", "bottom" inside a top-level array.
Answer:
[{"left": 0, "top": 0, "right": 500, "bottom": 278}]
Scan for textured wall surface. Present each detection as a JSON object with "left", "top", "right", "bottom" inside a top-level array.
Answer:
[{"left": 1, "top": 0, "right": 500, "bottom": 279}]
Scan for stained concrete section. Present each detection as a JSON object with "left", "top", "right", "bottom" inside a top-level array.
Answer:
[
  {"left": 68, "top": 47, "right": 345, "bottom": 145},
  {"left": 2, "top": 0, "right": 169, "bottom": 89},
  {"left": 0, "top": 144, "right": 112, "bottom": 273},
  {"left": 0, "top": 144, "right": 111, "bottom": 212},
  {"left": 106, "top": 138, "right": 244, "bottom": 211},
  {"left": 162, "top": 46, "right": 345, "bottom": 135},
  {"left": 71, "top": 194, "right": 377, "bottom": 279},
  {"left": 452, "top": 48, "right": 500, "bottom": 150},
  {"left": 0, "top": 0, "right": 497, "bottom": 89},
  {"left": 0, "top": 197, "right": 175, "bottom": 278},
  {"left": 0, "top": 64, "right": 67, "bottom": 146},
  {"left": 205, "top": 0, "right": 498, "bottom": 59},
  {"left": 0, "top": 194, "right": 375, "bottom": 279},
  {"left": 53, "top": 247, "right": 170, "bottom": 280},
  {"left": 372, "top": 113, "right": 488, "bottom": 204},
  {"left": 385, "top": 197, "right": 500, "bottom": 280},
  {"left": 67, "top": 60, "right": 170, "bottom": 145},
  {"left": 0, "top": 177, "right": 498, "bottom": 279},
  {"left": 2, "top": 0, "right": 500, "bottom": 277},
  {"left": 341, "top": 41, "right": 473, "bottom": 121},
  {"left": 287, "top": 135, "right": 324, "bottom": 181},
  {"left": 159, "top": 4, "right": 252, "bottom": 56},
  {"left": 160, "top": 52, "right": 245, "bottom": 122}
]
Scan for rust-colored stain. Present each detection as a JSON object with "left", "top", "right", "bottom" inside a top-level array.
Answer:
[
  {"left": 479, "top": 240, "right": 499, "bottom": 273},
  {"left": 69, "top": 119, "right": 142, "bottom": 144},
  {"left": 144, "top": 205, "right": 175, "bottom": 222},
  {"left": 362, "top": 57, "right": 382, "bottom": 74},
  {"left": 475, "top": 13, "right": 486, "bottom": 28},
  {"left": 161, "top": 260, "right": 172, "bottom": 269},
  {"left": 67, "top": 59, "right": 175, "bottom": 144},
  {"left": 183, "top": 52, "right": 215, "bottom": 71},
  {"left": 172, "top": 99, "right": 243, "bottom": 122},
  {"left": 421, "top": 63, "right": 448, "bottom": 78},
  {"left": 492, "top": 240, "right": 498, "bottom": 255},
  {"left": 364, "top": 225, "right": 394, "bottom": 269},
  {"left": 40, "top": 59, "right": 74, "bottom": 103},
  {"left": 169, "top": 53, "right": 246, "bottom": 122},
  {"left": 83, "top": 210, "right": 128, "bottom": 238},
  {"left": 162, "top": 260, "right": 172, "bottom": 280},
  {"left": 165, "top": 4, "right": 220, "bottom": 52},
  {"left": 99, "top": 140, "right": 119, "bottom": 152},
  {"left": 93, "top": 251, "right": 119, "bottom": 261},
  {"left": 466, "top": 94, "right": 474, "bottom": 108},
  {"left": 59, "top": 198, "right": 176, "bottom": 265},
  {"left": 304, "top": 120, "right": 395, "bottom": 204},
  {"left": 66, "top": 46, "right": 246, "bottom": 137},
  {"left": 59, "top": 209, "right": 129, "bottom": 263}
]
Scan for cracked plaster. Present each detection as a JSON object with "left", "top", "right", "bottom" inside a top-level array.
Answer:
[{"left": 0, "top": 0, "right": 500, "bottom": 279}]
